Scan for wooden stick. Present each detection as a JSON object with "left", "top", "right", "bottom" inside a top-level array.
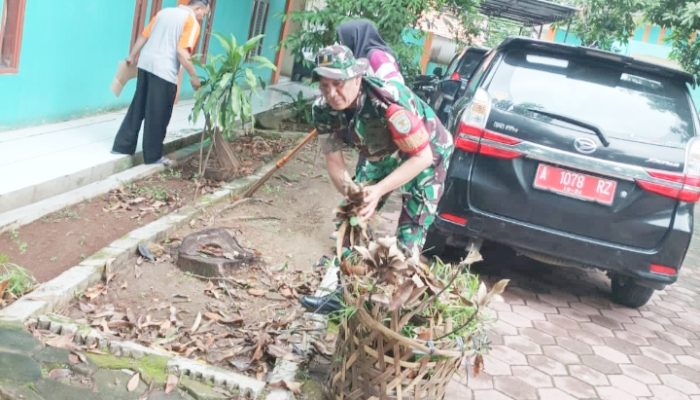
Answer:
[{"left": 241, "top": 129, "right": 318, "bottom": 198}]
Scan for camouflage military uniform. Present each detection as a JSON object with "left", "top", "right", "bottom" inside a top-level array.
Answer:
[{"left": 313, "top": 76, "right": 454, "bottom": 256}]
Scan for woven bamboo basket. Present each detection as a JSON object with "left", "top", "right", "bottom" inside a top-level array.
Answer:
[{"left": 327, "top": 288, "right": 466, "bottom": 400}]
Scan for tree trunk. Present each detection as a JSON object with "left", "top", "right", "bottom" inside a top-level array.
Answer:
[{"left": 213, "top": 129, "right": 240, "bottom": 173}]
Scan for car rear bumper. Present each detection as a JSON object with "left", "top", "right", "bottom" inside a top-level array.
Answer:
[{"left": 433, "top": 205, "right": 692, "bottom": 289}]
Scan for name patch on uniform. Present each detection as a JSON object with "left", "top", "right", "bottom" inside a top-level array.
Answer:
[{"left": 388, "top": 109, "right": 412, "bottom": 135}]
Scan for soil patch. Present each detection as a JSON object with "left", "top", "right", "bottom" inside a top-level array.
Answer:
[
  {"left": 53, "top": 145, "right": 342, "bottom": 380},
  {"left": 0, "top": 135, "right": 298, "bottom": 285}
]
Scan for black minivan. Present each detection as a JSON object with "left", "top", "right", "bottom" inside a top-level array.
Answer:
[{"left": 429, "top": 37, "right": 699, "bottom": 307}]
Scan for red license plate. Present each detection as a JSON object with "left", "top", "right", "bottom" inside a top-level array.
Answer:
[{"left": 533, "top": 164, "right": 617, "bottom": 206}]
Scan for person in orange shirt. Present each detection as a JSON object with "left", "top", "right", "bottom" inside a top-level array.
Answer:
[{"left": 111, "top": 0, "right": 210, "bottom": 165}]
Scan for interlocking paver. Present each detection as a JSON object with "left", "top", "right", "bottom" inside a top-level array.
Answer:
[
  {"left": 542, "top": 345, "right": 580, "bottom": 365},
  {"left": 648, "top": 337, "right": 687, "bottom": 355},
  {"left": 466, "top": 372, "right": 494, "bottom": 390},
  {"left": 661, "top": 375, "right": 700, "bottom": 395},
  {"left": 649, "top": 384, "right": 691, "bottom": 400},
  {"left": 532, "top": 321, "right": 569, "bottom": 337},
  {"left": 511, "top": 305, "right": 546, "bottom": 321},
  {"left": 493, "top": 376, "right": 537, "bottom": 400},
  {"left": 553, "top": 376, "right": 597, "bottom": 399},
  {"left": 537, "top": 388, "right": 578, "bottom": 400},
  {"left": 546, "top": 315, "right": 581, "bottom": 331},
  {"left": 631, "top": 316, "right": 666, "bottom": 333},
  {"left": 567, "top": 364, "right": 608, "bottom": 386},
  {"left": 555, "top": 307, "right": 592, "bottom": 322},
  {"left": 668, "top": 364, "right": 700, "bottom": 386},
  {"left": 658, "top": 330, "right": 694, "bottom": 346},
  {"left": 596, "top": 386, "right": 639, "bottom": 400},
  {"left": 473, "top": 389, "right": 515, "bottom": 400},
  {"left": 536, "top": 293, "right": 571, "bottom": 308},
  {"left": 621, "top": 322, "right": 659, "bottom": 338},
  {"left": 640, "top": 346, "right": 679, "bottom": 364},
  {"left": 676, "top": 355, "right": 700, "bottom": 372},
  {"left": 589, "top": 314, "right": 624, "bottom": 330},
  {"left": 492, "top": 320, "right": 519, "bottom": 336},
  {"left": 527, "top": 355, "right": 567, "bottom": 376},
  {"left": 630, "top": 355, "right": 671, "bottom": 375},
  {"left": 556, "top": 337, "right": 593, "bottom": 355},
  {"left": 448, "top": 213, "right": 700, "bottom": 400},
  {"left": 497, "top": 311, "right": 533, "bottom": 328},
  {"left": 490, "top": 345, "right": 528, "bottom": 366},
  {"left": 567, "top": 329, "right": 606, "bottom": 346},
  {"left": 579, "top": 355, "right": 622, "bottom": 374},
  {"left": 483, "top": 356, "right": 513, "bottom": 376},
  {"left": 608, "top": 375, "right": 652, "bottom": 397},
  {"left": 613, "top": 330, "right": 650, "bottom": 346},
  {"left": 510, "top": 366, "right": 552, "bottom": 389},
  {"left": 619, "top": 364, "right": 661, "bottom": 385},
  {"left": 503, "top": 335, "right": 541, "bottom": 355},
  {"left": 520, "top": 328, "right": 555, "bottom": 345},
  {"left": 601, "top": 337, "right": 642, "bottom": 355},
  {"left": 578, "top": 322, "right": 614, "bottom": 338},
  {"left": 592, "top": 345, "right": 631, "bottom": 364}
]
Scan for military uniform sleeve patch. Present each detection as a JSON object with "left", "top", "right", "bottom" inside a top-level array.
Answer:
[{"left": 386, "top": 104, "right": 430, "bottom": 155}]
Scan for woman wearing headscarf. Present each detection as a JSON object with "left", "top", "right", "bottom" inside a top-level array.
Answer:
[{"left": 336, "top": 19, "right": 405, "bottom": 84}]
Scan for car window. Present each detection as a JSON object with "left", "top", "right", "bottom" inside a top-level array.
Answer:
[
  {"left": 487, "top": 49, "right": 696, "bottom": 146},
  {"left": 457, "top": 50, "right": 486, "bottom": 80},
  {"left": 444, "top": 52, "right": 461, "bottom": 77}
]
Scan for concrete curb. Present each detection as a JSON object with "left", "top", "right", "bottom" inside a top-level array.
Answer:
[
  {"left": 0, "top": 132, "right": 310, "bottom": 398},
  {"left": 31, "top": 314, "right": 265, "bottom": 398},
  {"left": 0, "top": 135, "right": 204, "bottom": 234}
]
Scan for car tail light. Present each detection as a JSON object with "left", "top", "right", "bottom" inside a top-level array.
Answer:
[
  {"left": 649, "top": 263, "right": 676, "bottom": 276},
  {"left": 439, "top": 212, "right": 468, "bottom": 225},
  {"left": 636, "top": 139, "right": 700, "bottom": 202},
  {"left": 450, "top": 71, "right": 461, "bottom": 80},
  {"left": 454, "top": 89, "right": 522, "bottom": 159}
]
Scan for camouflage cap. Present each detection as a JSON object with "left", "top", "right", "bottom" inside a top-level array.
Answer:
[{"left": 314, "top": 44, "right": 368, "bottom": 80}]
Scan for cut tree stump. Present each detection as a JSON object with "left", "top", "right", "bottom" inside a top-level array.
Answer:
[{"left": 176, "top": 228, "right": 258, "bottom": 277}]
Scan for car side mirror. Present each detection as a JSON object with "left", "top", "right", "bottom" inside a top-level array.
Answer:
[{"left": 433, "top": 67, "right": 443, "bottom": 78}]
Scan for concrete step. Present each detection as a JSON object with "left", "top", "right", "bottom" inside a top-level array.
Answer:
[{"left": 0, "top": 81, "right": 318, "bottom": 227}]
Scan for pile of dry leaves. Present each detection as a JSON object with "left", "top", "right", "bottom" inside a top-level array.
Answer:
[
  {"left": 55, "top": 242, "right": 328, "bottom": 380},
  {"left": 228, "top": 136, "right": 298, "bottom": 176}
]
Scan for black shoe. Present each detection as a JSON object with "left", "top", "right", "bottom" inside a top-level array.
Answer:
[{"left": 300, "top": 289, "right": 342, "bottom": 314}]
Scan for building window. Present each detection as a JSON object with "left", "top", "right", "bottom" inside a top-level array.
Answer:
[
  {"left": 0, "top": 0, "right": 27, "bottom": 74},
  {"left": 131, "top": 0, "right": 163, "bottom": 50},
  {"left": 248, "top": 0, "right": 270, "bottom": 55}
]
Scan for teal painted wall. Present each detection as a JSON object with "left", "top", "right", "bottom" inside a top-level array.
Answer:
[
  {"left": 0, "top": 1, "right": 286, "bottom": 130},
  {"left": 0, "top": 1, "right": 134, "bottom": 128}
]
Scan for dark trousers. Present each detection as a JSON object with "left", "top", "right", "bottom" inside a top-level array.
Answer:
[{"left": 112, "top": 68, "right": 177, "bottom": 164}]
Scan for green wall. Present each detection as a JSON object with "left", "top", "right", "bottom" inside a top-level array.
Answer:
[{"left": 0, "top": 0, "right": 287, "bottom": 130}]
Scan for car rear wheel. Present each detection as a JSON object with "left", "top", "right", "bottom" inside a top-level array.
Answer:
[{"left": 610, "top": 275, "right": 655, "bottom": 308}]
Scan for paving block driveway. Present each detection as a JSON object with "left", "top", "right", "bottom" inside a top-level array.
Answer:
[{"left": 443, "top": 215, "right": 700, "bottom": 400}]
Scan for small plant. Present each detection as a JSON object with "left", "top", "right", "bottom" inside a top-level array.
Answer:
[
  {"left": 9, "top": 229, "right": 28, "bottom": 254},
  {"left": 0, "top": 253, "right": 36, "bottom": 299},
  {"left": 191, "top": 33, "right": 277, "bottom": 178},
  {"left": 278, "top": 90, "right": 313, "bottom": 125}
]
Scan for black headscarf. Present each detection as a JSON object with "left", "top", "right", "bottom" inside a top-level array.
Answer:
[{"left": 336, "top": 19, "right": 393, "bottom": 59}]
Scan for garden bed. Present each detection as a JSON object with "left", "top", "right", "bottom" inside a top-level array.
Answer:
[
  {"left": 0, "top": 133, "right": 301, "bottom": 306},
  {"left": 35, "top": 144, "right": 342, "bottom": 382}
]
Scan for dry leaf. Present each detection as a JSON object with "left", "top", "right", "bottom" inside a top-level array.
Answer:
[
  {"left": 269, "top": 380, "right": 302, "bottom": 395},
  {"left": 165, "top": 374, "right": 178, "bottom": 394},
  {"left": 190, "top": 312, "right": 202, "bottom": 333},
  {"left": 0, "top": 279, "right": 10, "bottom": 297},
  {"left": 48, "top": 368, "right": 71, "bottom": 380},
  {"left": 203, "top": 312, "right": 222, "bottom": 322},
  {"left": 127, "top": 372, "right": 140, "bottom": 392},
  {"left": 247, "top": 288, "right": 266, "bottom": 297}
]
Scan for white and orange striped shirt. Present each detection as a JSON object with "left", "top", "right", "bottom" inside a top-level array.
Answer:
[{"left": 138, "top": 5, "right": 200, "bottom": 84}]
